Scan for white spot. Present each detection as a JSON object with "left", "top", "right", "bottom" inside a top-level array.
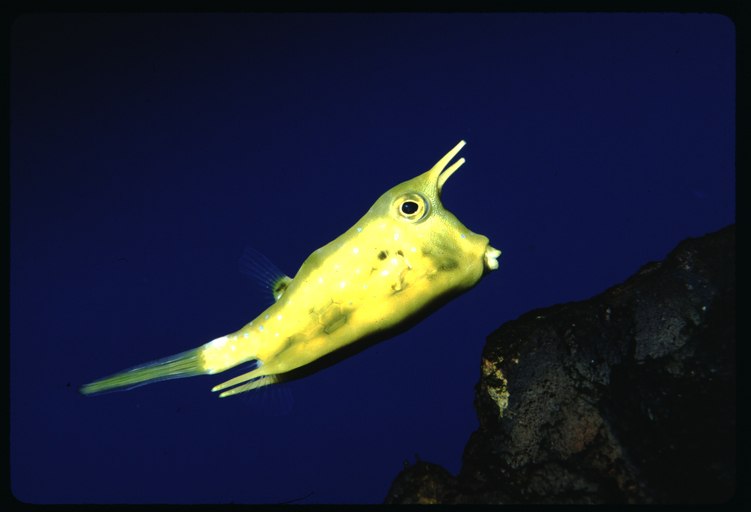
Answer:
[
  {"left": 381, "top": 270, "right": 389, "bottom": 276},
  {"left": 265, "top": 314, "right": 269, "bottom": 320},
  {"left": 244, "top": 333, "right": 249, "bottom": 338},
  {"left": 394, "top": 233, "right": 399, "bottom": 240},
  {"left": 341, "top": 282, "right": 346, "bottom": 288},
  {"left": 353, "top": 248, "right": 359, "bottom": 253},
  {"left": 357, "top": 228, "right": 362, "bottom": 232},
  {"left": 277, "top": 315, "right": 282, "bottom": 320},
  {"left": 334, "top": 265, "right": 338, "bottom": 269},
  {"left": 391, "top": 258, "right": 398, "bottom": 266},
  {"left": 233, "top": 336, "right": 237, "bottom": 340},
  {"left": 380, "top": 224, "right": 385, "bottom": 228},
  {"left": 356, "top": 269, "right": 360, "bottom": 273},
  {"left": 210, "top": 336, "right": 228, "bottom": 349},
  {"left": 411, "top": 247, "right": 416, "bottom": 252},
  {"left": 259, "top": 326, "right": 264, "bottom": 331},
  {"left": 363, "top": 285, "right": 367, "bottom": 289},
  {"left": 461, "top": 234, "right": 466, "bottom": 239},
  {"left": 318, "top": 277, "right": 323, "bottom": 283},
  {"left": 231, "top": 345, "right": 235, "bottom": 351},
  {"left": 275, "top": 333, "right": 279, "bottom": 337}
]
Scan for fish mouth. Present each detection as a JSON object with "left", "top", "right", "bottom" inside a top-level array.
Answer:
[{"left": 484, "top": 245, "right": 502, "bottom": 271}]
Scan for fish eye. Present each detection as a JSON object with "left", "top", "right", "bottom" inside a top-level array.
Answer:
[
  {"left": 393, "top": 193, "right": 428, "bottom": 222},
  {"left": 401, "top": 201, "right": 419, "bottom": 214}
]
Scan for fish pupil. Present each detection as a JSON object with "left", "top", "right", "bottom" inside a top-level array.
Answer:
[{"left": 401, "top": 201, "right": 419, "bottom": 214}]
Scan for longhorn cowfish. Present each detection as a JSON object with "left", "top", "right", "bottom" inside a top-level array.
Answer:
[{"left": 79, "top": 141, "right": 501, "bottom": 399}]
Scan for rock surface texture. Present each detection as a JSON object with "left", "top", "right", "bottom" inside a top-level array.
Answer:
[{"left": 385, "top": 224, "right": 735, "bottom": 504}]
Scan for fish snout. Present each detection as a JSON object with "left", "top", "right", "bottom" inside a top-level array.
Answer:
[{"left": 484, "top": 245, "right": 502, "bottom": 272}]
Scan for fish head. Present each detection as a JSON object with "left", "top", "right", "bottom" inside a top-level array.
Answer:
[
  {"left": 360, "top": 140, "right": 501, "bottom": 299},
  {"left": 295, "top": 140, "right": 500, "bottom": 318}
]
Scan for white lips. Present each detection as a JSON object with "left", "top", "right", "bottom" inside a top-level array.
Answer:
[{"left": 484, "top": 246, "right": 502, "bottom": 271}]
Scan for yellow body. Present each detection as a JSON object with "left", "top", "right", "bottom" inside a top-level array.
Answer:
[{"left": 79, "top": 141, "right": 501, "bottom": 398}]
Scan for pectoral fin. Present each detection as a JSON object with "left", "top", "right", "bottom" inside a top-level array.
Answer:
[{"left": 238, "top": 248, "right": 292, "bottom": 302}]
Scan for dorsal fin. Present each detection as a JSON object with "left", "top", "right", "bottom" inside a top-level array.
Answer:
[{"left": 238, "top": 248, "right": 292, "bottom": 303}]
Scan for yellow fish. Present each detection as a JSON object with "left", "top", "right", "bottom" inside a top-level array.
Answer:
[{"left": 79, "top": 141, "right": 501, "bottom": 398}]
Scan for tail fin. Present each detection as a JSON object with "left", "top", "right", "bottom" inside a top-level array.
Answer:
[{"left": 78, "top": 347, "right": 205, "bottom": 396}]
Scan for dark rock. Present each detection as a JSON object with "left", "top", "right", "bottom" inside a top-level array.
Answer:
[
  {"left": 384, "top": 224, "right": 735, "bottom": 504},
  {"left": 383, "top": 460, "right": 459, "bottom": 504}
]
